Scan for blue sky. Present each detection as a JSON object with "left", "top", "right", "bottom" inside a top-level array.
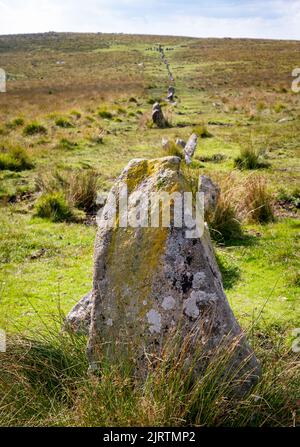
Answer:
[{"left": 0, "top": 0, "right": 299, "bottom": 39}]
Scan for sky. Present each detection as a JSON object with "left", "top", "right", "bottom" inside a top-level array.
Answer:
[{"left": 0, "top": 0, "right": 299, "bottom": 40}]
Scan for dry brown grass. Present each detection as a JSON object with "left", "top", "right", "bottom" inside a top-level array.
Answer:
[
  {"left": 35, "top": 168, "right": 100, "bottom": 214},
  {"left": 240, "top": 174, "right": 275, "bottom": 223}
]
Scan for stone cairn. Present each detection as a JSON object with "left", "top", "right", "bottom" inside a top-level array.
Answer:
[{"left": 65, "top": 156, "right": 261, "bottom": 394}]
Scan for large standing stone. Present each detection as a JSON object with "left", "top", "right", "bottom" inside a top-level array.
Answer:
[{"left": 66, "top": 156, "right": 260, "bottom": 393}]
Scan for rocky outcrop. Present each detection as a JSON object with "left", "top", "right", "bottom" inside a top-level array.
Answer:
[{"left": 65, "top": 156, "right": 260, "bottom": 393}]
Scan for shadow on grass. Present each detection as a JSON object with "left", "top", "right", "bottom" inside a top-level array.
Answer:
[
  {"left": 222, "top": 233, "right": 260, "bottom": 248},
  {"left": 216, "top": 254, "right": 241, "bottom": 290}
]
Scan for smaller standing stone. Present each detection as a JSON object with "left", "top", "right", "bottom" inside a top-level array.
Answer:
[
  {"left": 152, "top": 102, "right": 168, "bottom": 128},
  {"left": 184, "top": 133, "right": 198, "bottom": 164},
  {"left": 162, "top": 137, "right": 170, "bottom": 151},
  {"left": 176, "top": 138, "right": 186, "bottom": 149},
  {"left": 64, "top": 291, "right": 93, "bottom": 335},
  {"left": 199, "top": 176, "right": 220, "bottom": 213},
  {"left": 0, "top": 68, "right": 6, "bottom": 93},
  {"left": 167, "top": 86, "right": 175, "bottom": 102}
]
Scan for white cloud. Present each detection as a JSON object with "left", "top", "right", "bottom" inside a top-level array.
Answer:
[{"left": 0, "top": 0, "right": 299, "bottom": 39}]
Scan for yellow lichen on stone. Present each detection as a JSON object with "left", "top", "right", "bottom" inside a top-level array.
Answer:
[
  {"left": 98, "top": 156, "right": 191, "bottom": 350},
  {"left": 124, "top": 157, "right": 181, "bottom": 194},
  {"left": 101, "top": 158, "right": 184, "bottom": 343}
]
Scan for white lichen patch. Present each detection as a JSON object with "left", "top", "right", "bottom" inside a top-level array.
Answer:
[
  {"left": 146, "top": 309, "right": 162, "bottom": 334},
  {"left": 106, "top": 318, "right": 113, "bottom": 326},
  {"left": 183, "top": 296, "right": 199, "bottom": 319},
  {"left": 190, "top": 290, "right": 217, "bottom": 303},
  {"left": 192, "top": 272, "right": 206, "bottom": 289},
  {"left": 162, "top": 296, "right": 176, "bottom": 310}
]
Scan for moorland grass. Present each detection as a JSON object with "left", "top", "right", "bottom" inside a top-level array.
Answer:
[
  {"left": 23, "top": 122, "right": 47, "bottom": 136},
  {"left": 0, "top": 319, "right": 298, "bottom": 427},
  {"left": 0, "top": 146, "right": 33, "bottom": 171},
  {"left": 35, "top": 192, "right": 76, "bottom": 222}
]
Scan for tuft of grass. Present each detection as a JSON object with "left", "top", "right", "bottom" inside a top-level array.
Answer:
[
  {"left": 181, "top": 163, "right": 201, "bottom": 196},
  {"left": 256, "top": 102, "right": 266, "bottom": 112},
  {"left": 35, "top": 192, "right": 75, "bottom": 222},
  {"left": 65, "top": 170, "right": 100, "bottom": 213},
  {"left": 69, "top": 110, "right": 82, "bottom": 119},
  {"left": 55, "top": 118, "right": 74, "bottom": 128},
  {"left": 206, "top": 175, "right": 243, "bottom": 242},
  {"left": 0, "top": 324, "right": 298, "bottom": 427},
  {"left": 98, "top": 107, "right": 113, "bottom": 119},
  {"left": 58, "top": 138, "right": 79, "bottom": 150},
  {"left": 116, "top": 106, "right": 126, "bottom": 114},
  {"left": 277, "top": 188, "right": 300, "bottom": 209},
  {"left": 197, "top": 153, "right": 226, "bottom": 163},
  {"left": 208, "top": 194, "right": 243, "bottom": 242},
  {"left": 163, "top": 140, "right": 184, "bottom": 159},
  {"left": 6, "top": 117, "right": 25, "bottom": 129},
  {"left": 23, "top": 122, "right": 47, "bottom": 136},
  {"left": 147, "top": 97, "right": 164, "bottom": 105},
  {"left": 273, "top": 103, "right": 286, "bottom": 113},
  {"left": 241, "top": 175, "right": 274, "bottom": 223},
  {"left": 0, "top": 146, "right": 33, "bottom": 171},
  {"left": 234, "top": 144, "right": 268, "bottom": 170},
  {"left": 193, "top": 123, "right": 212, "bottom": 138},
  {"left": 36, "top": 169, "right": 100, "bottom": 214}
]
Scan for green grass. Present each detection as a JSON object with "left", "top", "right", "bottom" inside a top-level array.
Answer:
[
  {"left": 0, "top": 209, "right": 95, "bottom": 332},
  {"left": 0, "top": 210, "right": 298, "bottom": 336},
  {"left": 55, "top": 117, "right": 74, "bottom": 128},
  {"left": 34, "top": 192, "right": 76, "bottom": 222},
  {"left": 23, "top": 122, "right": 47, "bottom": 136},
  {"left": 98, "top": 108, "right": 113, "bottom": 119},
  {"left": 218, "top": 219, "right": 300, "bottom": 329},
  {"left": 0, "top": 146, "right": 33, "bottom": 171}
]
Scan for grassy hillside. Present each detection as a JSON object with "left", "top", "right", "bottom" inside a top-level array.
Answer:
[{"left": 0, "top": 33, "right": 299, "bottom": 426}]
